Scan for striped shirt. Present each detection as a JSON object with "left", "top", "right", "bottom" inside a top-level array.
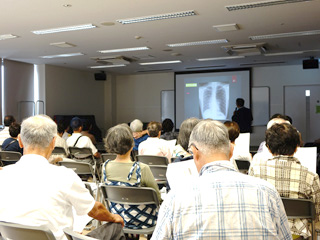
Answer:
[
  {"left": 152, "top": 160, "right": 291, "bottom": 240},
  {"left": 249, "top": 155, "right": 320, "bottom": 238}
]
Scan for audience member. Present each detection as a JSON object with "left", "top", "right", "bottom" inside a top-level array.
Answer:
[
  {"left": 66, "top": 117, "right": 100, "bottom": 160},
  {"left": 232, "top": 98, "right": 253, "bottom": 133},
  {"left": 224, "top": 121, "right": 252, "bottom": 171},
  {"left": 102, "top": 124, "right": 160, "bottom": 232},
  {"left": 160, "top": 118, "right": 178, "bottom": 140},
  {"left": 152, "top": 120, "right": 291, "bottom": 239},
  {"left": 1, "top": 122, "right": 23, "bottom": 154},
  {"left": 0, "top": 115, "right": 125, "bottom": 240},
  {"left": 129, "top": 119, "right": 148, "bottom": 154},
  {"left": 138, "top": 121, "right": 172, "bottom": 161},
  {"left": 172, "top": 117, "right": 200, "bottom": 158},
  {"left": 61, "top": 120, "right": 71, "bottom": 140},
  {"left": 249, "top": 123, "right": 320, "bottom": 239},
  {"left": 49, "top": 122, "right": 70, "bottom": 164},
  {"left": 0, "top": 115, "right": 16, "bottom": 145},
  {"left": 81, "top": 120, "right": 96, "bottom": 145}
]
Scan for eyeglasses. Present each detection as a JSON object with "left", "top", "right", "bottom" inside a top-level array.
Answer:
[{"left": 187, "top": 143, "right": 199, "bottom": 155}]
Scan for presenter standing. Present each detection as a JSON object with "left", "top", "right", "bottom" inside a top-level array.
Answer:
[{"left": 232, "top": 98, "right": 253, "bottom": 133}]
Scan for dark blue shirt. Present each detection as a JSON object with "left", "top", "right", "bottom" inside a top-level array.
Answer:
[{"left": 2, "top": 137, "right": 23, "bottom": 154}]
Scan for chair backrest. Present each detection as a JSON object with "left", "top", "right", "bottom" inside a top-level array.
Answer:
[
  {"left": 59, "top": 160, "right": 96, "bottom": 183},
  {"left": 68, "top": 147, "right": 94, "bottom": 164},
  {"left": 281, "top": 197, "right": 316, "bottom": 240},
  {"left": 0, "top": 151, "right": 22, "bottom": 166},
  {"left": 136, "top": 155, "right": 168, "bottom": 166},
  {"left": 235, "top": 159, "right": 250, "bottom": 174},
  {"left": 52, "top": 147, "right": 67, "bottom": 155},
  {"left": 101, "top": 153, "right": 117, "bottom": 162},
  {"left": 63, "top": 228, "right": 98, "bottom": 240},
  {"left": 100, "top": 185, "right": 160, "bottom": 210},
  {"left": 0, "top": 221, "right": 56, "bottom": 240},
  {"left": 149, "top": 165, "right": 167, "bottom": 182}
]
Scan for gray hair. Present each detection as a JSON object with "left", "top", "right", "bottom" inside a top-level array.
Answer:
[
  {"left": 105, "top": 124, "right": 134, "bottom": 155},
  {"left": 20, "top": 115, "right": 57, "bottom": 149},
  {"left": 130, "top": 119, "right": 143, "bottom": 132},
  {"left": 267, "top": 118, "right": 290, "bottom": 129},
  {"left": 177, "top": 117, "right": 201, "bottom": 151},
  {"left": 189, "top": 119, "right": 230, "bottom": 156}
]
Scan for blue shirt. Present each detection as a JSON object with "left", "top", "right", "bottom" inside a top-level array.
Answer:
[
  {"left": 2, "top": 137, "right": 23, "bottom": 154},
  {"left": 152, "top": 160, "right": 291, "bottom": 240},
  {"left": 133, "top": 134, "right": 148, "bottom": 151}
]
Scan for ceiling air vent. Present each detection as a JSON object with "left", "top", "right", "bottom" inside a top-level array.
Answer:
[
  {"left": 222, "top": 43, "right": 267, "bottom": 56},
  {"left": 226, "top": 0, "right": 313, "bottom": 11},
  {"left": 91, "top": 55, "right": 133, "bottom": 65}
]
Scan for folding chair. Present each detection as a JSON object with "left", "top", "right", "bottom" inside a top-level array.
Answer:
[
  {"left": 63, "top": 228, "right": 98, "bottom": 240},
  {"left": 101, "top": 153, "right": 117, "bottom": 162},
  {"left": 149, "top": 165, "right": 167, "bottom": 185},
  {"left": 100, "top": 185, "right": 160, "bottom": 239},
  {"left": 136, "top": 155, "right": 168, "bottom": 166},
  {"left": 235, "top": 159, "right": 250, "bottom": 174},
  {"left": 0, "top": 151, "right": 22, "bottom": 166},
  {"left": 68, "top": 147, "right": 95, "bottom": 165},
  {"left": 281, "top": 197, "right": 316, "bottom": 240},
  {"left": 0, "top": 221, "right": 56, "bottom": 240},
  {"left": 52, "top": 147, "right": 67, "bottom": 155},
  {"left": 59, "top": 160, "right": 97, "bottom": 184}
]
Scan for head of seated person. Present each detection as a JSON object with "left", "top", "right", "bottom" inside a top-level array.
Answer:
[
  {"left": 4, "top": 115, "right": 16, "bottom": 127},
  {"left": 177, "top": 118, "right": 201, "bottom": 152},
  {"left": 130, "top": 119, "right": 143, "bottom": 133},
  {"left": 70, "top": 117, "right": 83, "bottom": 133},
  {"left": 57, "top": 122, "right": 65, "bottom": 137},
  {"left": 147, "top": 121, "right": 162, "bottom": 138},
  {"left": 270, "top": 113, "right": 292, "bottom": 124},
  {"left": 266, "top": 123, "right": 300, "bottom": 156},
  {"left": 105, "top": 124, "right": 134, "bottom": 157},
  {"left": 162, "top": 119, "right": 174, "bottom": 133},
  {"left": 224, "top": 121, "right": 240, "bottom": 144},
  {"left": 9, "top": 122, "right": 21, "bottom": 139},
  {"left": 82, "top": 120, "right": 92, "bottom": 132}
]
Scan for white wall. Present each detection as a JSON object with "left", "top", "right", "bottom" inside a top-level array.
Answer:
[{"left": 45, "top": 65, "right": 106, "bottom": 129}]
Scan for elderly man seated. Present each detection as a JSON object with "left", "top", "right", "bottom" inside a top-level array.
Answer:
[
  {"left": 0, "top": 115, "right": 125, "bottom": 240},
  {"left": 138, "top": 121, "right": 172, "bottom": 161},
  {"left": 152, "top": 119, "right": 291, "bottom": 240},
  {"left": 249, "top": 123, "right": 320, "bottom": 239}
]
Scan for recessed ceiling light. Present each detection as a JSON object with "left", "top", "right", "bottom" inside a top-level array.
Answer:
[
  {"left": 139, "top": 60, "right": 182, "bottom": 65},
  {"left": 196, "top": 56, "right": 245, "bottom": 61},
  {"left": 264, "top": 51, "right": 304, "bottom": 56},
  {"left": 213, "top": 24, "right": 239, "bottom": 32},
  {"left": 117, "top": 10, "right": 196, "bottom": 24},
  {"left": 63, "top": 4, "right": 72, "bottom": 7},
  {"left": 98, "top": 47, "right": 150, "bottom": 53},
  {"left": 32, "top": 24, "right": 96, "bottom": 35},
  {"left": 167, "top": 39, "right": 228, "bottom": 47},
  {"left": 226, "top": 0, "right": 312, "bottom": 11},
  {"left": 0, "top": 34, "right": 18, "bottom": 40},
  {"left": 50, "top": 42, "right": 76, "bottom": 48},
  {"left": 249, "top": 29, "right": 320, "bottom": 40},
  {"left": 89, "top": 64, "right": 126, "bottom": 69},
  {"left": 40, "top": 53, "right": 84, "bottom": 59}
]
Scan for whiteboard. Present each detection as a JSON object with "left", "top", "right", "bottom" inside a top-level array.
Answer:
[{"left": 252, "top": 87, "right": 269, "bottom": 126}]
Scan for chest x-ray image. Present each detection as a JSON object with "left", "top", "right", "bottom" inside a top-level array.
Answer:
[{"left": 198, "top": 82, "right": 229, "bottom": 120}]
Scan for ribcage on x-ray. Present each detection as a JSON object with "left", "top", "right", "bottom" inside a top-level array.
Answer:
[
  {"left": 216, "top": 85, "right": 227, "bottom": 116},
  {"left": 203, "top": 86, "right": 212, "bottom": 112}
]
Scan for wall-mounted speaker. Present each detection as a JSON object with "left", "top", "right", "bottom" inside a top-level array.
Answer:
[
  {"left": 94, "top": 72, "right": 107, "bottom": 81},
  {"left": 303, "top": 58, "right": 319, "bottom": 69}
]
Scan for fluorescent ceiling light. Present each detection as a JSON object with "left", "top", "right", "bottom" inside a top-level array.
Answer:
[
  {"left": 40, "top": 52, "right": 84, "bottom": 59},
  {"left": 0, "top": 34, "right": 18, "bottom": 40},
  {"left": 213, "top": 24, "right": 239, "bottom": 32},
  {"left": 32, "top": 24, "right": 96, "bottom": 35},
  {"left": 139, "top": 60, "right": 181, "bottom": 65},
  {"left": 98, "top": 47, "right": 150, "bottom": 54},
  {"left": 167, "top": 39, "right": 228, "bottom": 48},
  {"left": 264, "top": 51, "right": 304, "bottom": 56},
  {"left": 250, "top": 29, "right": 320, "bottom": 40},
  {"left": 50, "top": 42, "right": 76, "bottom": 48},
  {"left": 197, "top": 56, "right": 245, "bottom": 61},
  {"left": 89, "top": 64, "right": 126, "bottom": 69},
  {"left": 226, "top": 0, "right": 312, "bottom": 11},
  {"left": 117, "top": 10, "right": 196, "bottom": 24}
]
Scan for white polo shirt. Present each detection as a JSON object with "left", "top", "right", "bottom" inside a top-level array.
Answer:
[
  {"left": 0, "top": 154, "right": 95, "bottom": 240},
  {"left": 66, "top": 133, "right": 97, "bottom": 155}
]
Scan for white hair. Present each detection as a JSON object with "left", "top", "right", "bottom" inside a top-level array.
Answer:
[
  {"left": 267, "top": 118, "right": 290, "bottom": 129},
  {"left": 130, "top": 119, "right": 143, "bottom": 132},
  {"left": 20, "top": 115, "right": 57, "bottom": 149},
  {"left": 189, "top": 119, "right": 230, "bottom": 156}
]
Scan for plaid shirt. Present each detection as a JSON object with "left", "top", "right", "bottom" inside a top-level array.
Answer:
[
  {"left": 249, "top": 155, "right": 320, "bottom": 238},
  {"left": 152, "top": 161, "right": 291, "bottom": 240}
]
